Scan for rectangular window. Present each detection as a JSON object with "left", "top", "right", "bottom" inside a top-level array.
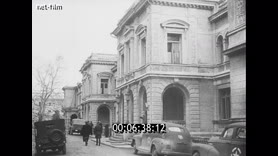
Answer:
[
  {"left": 121, "top": 54, "right": 124, "bottom": 76},
  {"left": 167, "top": 33, "right": 181, "bottom": 64},
  {"left": 126, "top": 42, "right": 131, "bottom": 72},
  {"left": 141, "top": 38, "right": 146, "bottom": 65},
  {"left": 219, "top": 88, "right": 231, "bottom": 119},
  {"left": 101, "top": 79, "right": 109, "bottom": 94}
]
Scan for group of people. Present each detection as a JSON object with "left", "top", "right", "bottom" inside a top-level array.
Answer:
[{"left": 80, "top": 121, "right": 103, "bottom": 146}]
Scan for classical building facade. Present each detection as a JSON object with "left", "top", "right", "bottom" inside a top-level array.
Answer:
[
  {"left": 79, "top": 53, "right": 118, "bottom": 126},
  {"left": 111, "top": 0, "right": 245, "bottom": 132},
  {"left": 62, "top": 85, "right": 81, "bottom": 129}
]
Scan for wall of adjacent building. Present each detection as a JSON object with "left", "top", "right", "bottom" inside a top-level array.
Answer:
[{"left": 63, "top": 88, "right": 76, "bottom": 108}]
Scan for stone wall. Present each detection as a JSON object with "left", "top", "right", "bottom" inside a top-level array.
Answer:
[
  {"left": 116, "top": 75, "right": 216, "bottom": 132},
  {"left": 63, "top": 88, "right": 76, "bottom": 108},
  {"left": 230, "top": 51, "right": 245, "bottom": 118},
  {"left": 150, "top": 5, "right": 214, "bottom": 65},
  {"left": 199, "top": 79, "right": 215, "bottom": 131}
]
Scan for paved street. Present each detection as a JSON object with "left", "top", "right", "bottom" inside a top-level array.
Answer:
[{"left": 34, "top": 134, "right": 150, "bottom": 156}]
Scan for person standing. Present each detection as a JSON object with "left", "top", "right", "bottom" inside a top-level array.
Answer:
[
  {"left": 94, "top": 121, "right": 103, "bottom": 146},
  {"left": 90, "top": 121, "right": 94, "bottom": 136},
  {"left": 52, "top": 110, "right": 61, "bottom": 120},
  {"left": 104, "top": 124, "right": 109, "bottom": 137},
  {"left": 81, "top": 121, "right": 92, "bottom": 146}
]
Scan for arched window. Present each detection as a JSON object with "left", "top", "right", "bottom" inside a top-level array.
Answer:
[
  {"left": 224, "top": 34, "right": 230, "bottom": 62},
  {"left": 135, "top": 24, "right": 147, "bottom": 66},
  {"left": 216, "top": 35, "right": 224, "bottom": 63}
]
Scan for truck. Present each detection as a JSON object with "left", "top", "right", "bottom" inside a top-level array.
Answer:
[
  {"left": 34, "top": 119, "right": 66, "bottom": 155},
  {"left": 68, "top": 119, "right": 86, "bottom": 135}
]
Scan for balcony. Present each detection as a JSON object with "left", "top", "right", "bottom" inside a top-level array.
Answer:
[
  {"left": 116, "top": 63, "right": 215, "bottom": 87},
  {"left": 116, "top": 62, "right": 230, "bottom": 88},
  {"left": 82, "top": 94, "right": 116, "bottom": 103}
]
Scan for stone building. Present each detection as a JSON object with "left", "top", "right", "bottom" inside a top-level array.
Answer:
[
  {"left": 111, "top": 0, "right": 245, "bottom": 132},
  {"left": 79, "top": 53, "right": 118, "bottom": 126},
  {"left": 62, "top": 85, "right": 81, "bottom": 129}
]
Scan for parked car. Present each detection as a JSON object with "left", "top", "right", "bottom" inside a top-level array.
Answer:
[
  {"left": 34, "top": 119, "right": 66, "bottom": 155},
  {"left": 132, "top": 122, "right": 192, "bottom": 156},
  {"left": 192, "top": 122, "right": 246, "bottom": 156},
  {"left": 69, "top": 119, "right": 85, "bottom": 135}
]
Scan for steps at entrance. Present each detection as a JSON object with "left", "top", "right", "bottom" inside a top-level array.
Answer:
[{"left": 107, "top": 133, "right": 132, "bottom": 147}]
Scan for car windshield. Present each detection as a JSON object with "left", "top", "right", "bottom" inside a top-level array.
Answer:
[{"left": 168, "top": 127, "right": 184, "bottom": 133}]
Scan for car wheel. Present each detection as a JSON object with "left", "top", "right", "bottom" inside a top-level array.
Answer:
[
  {"left": 151, "top": 146, "right": 158, "bottom": 156},
  {"left": 193, "top": 151, "right": 200, "bottom": 156},
  {"left": 49, "top": 129, "right": 64, "bottom": 143},
  {"left": 62, "top": 144, "right": 66, "bottom": 155}
]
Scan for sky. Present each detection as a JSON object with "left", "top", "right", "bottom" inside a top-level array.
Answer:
[{"left": 32, "top": 0, "right": 137, "bottom": 92}]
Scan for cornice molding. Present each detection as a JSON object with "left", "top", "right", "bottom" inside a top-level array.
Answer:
[
  {"left": 115, "top": 70, "right": 231, "bottom": 91},
  {"left": 111, "top": 0, "right": 214, "bottom": 36},
  {"left": 80, "top": 60, "right": 116, "bottom": 72},
  {"left": 123, "top": 26, "right": 134, "bottom": 36},
  {"left": 135, "top": 24, "right": 147, "bottom": 36},
  {"left": 161, "top": 19, "right": 190, "bottom": 29},
  {"left": 223, "top": 42, "right": 246, "bottom": 56},
  {"left": 209, "top": 6, "right": 227, "bottom": 23},
  {"left": 97, "top": 72, "right": 113, "bottom": 78},
  {"left": 227, "top": 24, "right": 246, "bottom": 37},
  {"left": 149, "top": 0, "right": 214, "bottom": 10}
]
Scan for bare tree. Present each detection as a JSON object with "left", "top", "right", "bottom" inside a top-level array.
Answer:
[{"left": 32, "top": 56, "right": 64, "bottom": 121}]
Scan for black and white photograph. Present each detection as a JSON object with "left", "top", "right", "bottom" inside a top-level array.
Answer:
[{"left": 32, "top": 0, "right": 246, "bottom": 156}]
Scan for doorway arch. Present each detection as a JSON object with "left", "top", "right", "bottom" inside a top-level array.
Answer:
[
  {"left": 162, "top": 84, "right": 188, "bottom": 121},
  {"left": 97, "top": 105, "right": 110, "bottom": 126},
  {"left": 70, "top": 114, "right": 78, "bottom": 120}
]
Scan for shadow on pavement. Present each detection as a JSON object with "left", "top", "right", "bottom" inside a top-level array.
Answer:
[{"left": 35, "top": 150, "right": 64, "bottom": 156}]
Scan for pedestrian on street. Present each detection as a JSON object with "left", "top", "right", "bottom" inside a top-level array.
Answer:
[
  {"left": 104, "top": 124, "right": 109, "bottom": 137},
  {"left": 81, "top": 121, "right": 92, "bottom": 146},
  {"left": 90, "top": 121, "right": 94, "bottom": 136},
  {"left": 94, "top": 121, "right": 103, "bottom": 146}
]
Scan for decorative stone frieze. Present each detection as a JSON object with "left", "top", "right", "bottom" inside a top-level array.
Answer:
[{"left": 148, "top": 0, "right": 214, "bottom": 10}]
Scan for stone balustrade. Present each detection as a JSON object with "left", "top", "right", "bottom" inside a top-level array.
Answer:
[{"left": 116, "top": 62, "right": 230, "bottom": 87}]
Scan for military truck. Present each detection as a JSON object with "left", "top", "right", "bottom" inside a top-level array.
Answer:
[
  {"left": 34, "top": 119, "right": 66, "bottom": 155},
  {"left": 68, "top": 118, "right": 85, "bottom": 135}
]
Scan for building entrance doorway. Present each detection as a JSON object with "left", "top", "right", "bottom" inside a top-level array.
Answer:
[
  {"left": 163, "top": 87, "right": 184, "bottom": 120},
  {"left": 97, "top": 105, "right": 110, "bottom": 126}
]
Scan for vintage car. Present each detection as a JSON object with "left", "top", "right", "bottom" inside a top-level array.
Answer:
[
  {"left": 192, "top": 122, "right": 246, "bottom": 156},
  {"left": 132, "top": 122, "right": 192, "bottom": 156},
  {"left": 68, "top": 118, "right": 85, "bottom": 135},
  {"left": 34, "top": 119, "right": 66, "bottom": 155}
]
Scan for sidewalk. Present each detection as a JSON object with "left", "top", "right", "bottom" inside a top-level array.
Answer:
[{"left": 90, "top": 136, "right": 133, "bottom": 149}]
